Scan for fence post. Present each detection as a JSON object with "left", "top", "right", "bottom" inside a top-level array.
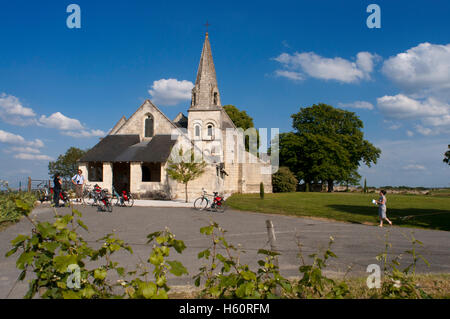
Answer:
[
  {"left": 265, "top": 219, "right": 281, "bottom": 296},
  {"left": 27, "top": 177, "right": 32, "bottom": 193}
]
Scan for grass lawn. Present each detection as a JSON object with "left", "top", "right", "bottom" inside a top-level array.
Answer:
[{"left": 226, "top": 192, "right": 450, "bottom": 231}]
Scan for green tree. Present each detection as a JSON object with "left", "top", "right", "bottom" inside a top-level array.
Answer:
[
  {"left": 223, "top": 105, "right": 255, "bottom": 131},
  {"left": 272, "top": 167, "right": 298, "bottom": 193},
  {"left": 444, "top": 145, "right": 450, "bottom": 165},
  {"left": 279, "top": 103, "right": 381, "bottom": 192},
  {"left": 223, "top": 105, "right": 259, "bottom": 152},
  {"left": 166, "top": 148, "right": 207, "bottom": 203},
  {"left": 48, "top": 147, "right": 88, "bottom": 180}
]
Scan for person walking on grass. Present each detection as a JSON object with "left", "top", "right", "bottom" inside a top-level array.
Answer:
[
  {"left": 376, "top": 190, "right": 392, "bottom": 227},
  {"left": 53, "top": 173, "right": 62, "bottom": 207},
  {"left": 71, "top": 169, "right": 84, "bottom": 203}
]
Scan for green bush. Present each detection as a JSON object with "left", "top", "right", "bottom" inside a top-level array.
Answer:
[
  {"left": 260, "top": 182, "right": 264, "bottom": 199},
  {"left": 272, "top": 167, "right": 298, "bottom": 193},
  {"left": 0, "top": 191, "right": 36, "bottom": 224}
]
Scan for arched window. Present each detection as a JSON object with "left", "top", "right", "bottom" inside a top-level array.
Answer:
[
  {"left": 213, "top": 92, "right": 218, "bottom": 105},
  {"left": 145, "top": 115, "right": 154, "bottom": 137},
  {"left": 195, "top": 125, "right": 201, "bottom": 138},
  {"left": 193, "top": 93, "right": 196, "bottom": 106},
  {"left": 207, "top": 124, "right": 214, "bottom": 138}
]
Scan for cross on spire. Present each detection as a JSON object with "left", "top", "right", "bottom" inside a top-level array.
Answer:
[{"left": 204, "top": 21, "right": 211, "bottom": 34}]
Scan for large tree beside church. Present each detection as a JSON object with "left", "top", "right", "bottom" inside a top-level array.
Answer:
[
  {"left": 223, "top": 105, "right": 255, "bottom": 130},
  {"left": 223, "top": 104, "right": 259, "bottom": 152},
  {"left": 48, "top": 147, "right": 88, "bottom": 180},
  {"left": 279, "top": 103, "right": 381, "bottom": 192}
]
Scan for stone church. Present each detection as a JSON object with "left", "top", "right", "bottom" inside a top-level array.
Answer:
[{"left": 78, "top": 32, "right": 272, "bottom": 200}]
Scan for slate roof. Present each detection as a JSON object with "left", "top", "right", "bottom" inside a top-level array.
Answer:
[
  {"left": 114, "top": 135, "right": 177, "bottom": 162},
  {"left": 79, "top": 134, "right": 177, "bottom": 163}
]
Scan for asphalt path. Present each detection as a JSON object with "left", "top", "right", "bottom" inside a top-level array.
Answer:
[{"left": 1, "top": 205, "right": 449, "bottom": 298}]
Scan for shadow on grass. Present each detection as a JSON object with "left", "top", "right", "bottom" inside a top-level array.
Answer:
[{"left": 327, "top": 205, "right": 450, "bottom": 231}]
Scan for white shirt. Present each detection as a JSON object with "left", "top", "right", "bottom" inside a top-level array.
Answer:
[{"left": 72, "top": 174, "right": 84, "bottom": 185}]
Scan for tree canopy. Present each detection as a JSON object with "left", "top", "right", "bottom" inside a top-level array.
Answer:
[
  {"left": 48, "top": 147, "right": 88, "bottom": 180},
  {"left": 223, "top": 105, "right": 255, "bottom": 130},
  {"left": 279, "top": 103, "right": 381, "bottom": 191},
  {"left": 223, "top": 104, "right": 259, "bottom": 152},
  {"left": 444, "top": 145, "right": 450, "bottom": 165}
]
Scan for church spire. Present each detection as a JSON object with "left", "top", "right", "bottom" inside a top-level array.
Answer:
[{"left": 191, "top": 32, "right": 221, "bottom": 109}]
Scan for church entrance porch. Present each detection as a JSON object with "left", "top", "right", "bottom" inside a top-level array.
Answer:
[{"left": 113, "top": 162, "right": 130, "bottom": 193}]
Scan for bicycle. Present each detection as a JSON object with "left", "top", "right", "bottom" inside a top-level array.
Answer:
[
  {"left": 97, "top": 188, "right": 113, "bottom": 213},
  {"left": 112, "top": 187, "right": 134, "bottom": 207},
  {"left": 193, "top": 189, "right": 226, "bottom": 213},
  {"left": 82, "top": 184, "right": 101, "bottom": 206},
  {"left": 37, "top": 181, "right": 70, "bottom": 207}
]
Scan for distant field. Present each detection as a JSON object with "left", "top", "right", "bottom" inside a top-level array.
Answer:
[{"left": 226, "top": 192, "right": 450, "bottom": 231}]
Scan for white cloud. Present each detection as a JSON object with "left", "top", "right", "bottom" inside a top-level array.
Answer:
[
  {"left": 0, "top": 129, "right": 27, "bottom": 144},
  {"left": 382, "top": 42, "right": 450, "bottom": 94},
  {"left": 62, "top": 129, "right": 106, "bottom": 138},
  {"left": 8, "top": 146, "right": 41, "bottom": 154},
  {"left": 402, "top": 164, "right": 426, "bottom": 171},
  {"left": 377, "top": 94, "right": 449, "bottom": 119},
  {"left": 274, "top": 51, "right": 379, "bottom": 83},
  {"left": 338, "top": 101, "right": 374, "bottom": 110},
  {"left": 0, "top": 130, "right": 44, "bottom": 147},
  {"left": 0, "top": 93, "right": 37, "bottom": 126},
  {"left": 14, "top": 153, "right": 53, "bottom": 161},
  {"left": 38, "top": 112, "right": 84, "bottom": 130},
  {"left": 149, "top": 78, "right": 194, "bottom": 106},
  {"left": 376, "top": 94, "right": 450, "bottom": 135},
  {"left": 406, "top": 130, "right": 414, "bottom": 137},
  {"left": 274, "top": 70, "right": 303, "bottom": 81}
]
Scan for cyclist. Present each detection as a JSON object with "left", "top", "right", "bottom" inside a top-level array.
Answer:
[{"left": 53, "top": 173, "right": 62, "bottom": 207}]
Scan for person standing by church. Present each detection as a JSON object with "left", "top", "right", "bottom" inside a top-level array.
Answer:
[
  {"left": 53, "top": 173, "right": 62, "bottom": 207},
  {"left": 72, "top": 169, "right": 85, "bottom": 202}
]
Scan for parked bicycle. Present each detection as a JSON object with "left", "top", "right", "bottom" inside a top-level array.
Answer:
[
  {"left": 193, "top": 188, "right": 226, "bottom": 212},
  {"left": 112, "top": 187, "right": 134, "bottom": 207},
  {"left": 97, "top": 188, "right": 113, "bottom": 213},
  {"left": 82, "top": 184, "right": 102, "bottom": 206},
  {"left": 37, "top": 181, "right": 70, "bottom": 207}
]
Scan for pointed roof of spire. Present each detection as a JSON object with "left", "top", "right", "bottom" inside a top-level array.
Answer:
[{"left": 195, "top": 32, "right": 218, "bottom": 88}]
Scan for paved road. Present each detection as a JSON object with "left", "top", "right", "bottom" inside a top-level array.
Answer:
[{"left": 1, "top": 205, "right": 449, "bottom": 298}]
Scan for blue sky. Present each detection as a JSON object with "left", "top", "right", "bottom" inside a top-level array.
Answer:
[{"left": 0, "top": 0, "right": 449, "bottom": 188}]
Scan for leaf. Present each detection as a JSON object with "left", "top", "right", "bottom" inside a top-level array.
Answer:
[
  {"left": 94, "top": 268, "right": 107, "bottom": 281},
  {"left": 172, "top": 239, "right": 186, "bottom": 254},
  {"left": 11, "top": 234, "right": 29, "bottom": 247},
  {"left": 15, "top": 199, "right": 31, "bottom": 216},
  {"left": 77, "top": 219, "right": 88, "bottom": 231},
  {"left": 141, "top": 282, "right": 157, "bottom": 299},
  {"left": 200, "top": 225, "right": 214, "bottom": 235},
  {"left": 16, "top": 252, "right": 35, "bottom": 270},
  {"left": 53, "top": 255, "right": 78, "bottom": 273},
  {"left": 167, "top": 260, "right": 188, "bottom": 276},
  {"left": 81, "top": 286, "right": 96, "bottom": 299}
]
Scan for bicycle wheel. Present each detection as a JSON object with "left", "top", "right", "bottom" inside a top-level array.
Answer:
[
  {"left": 213, "top": 200, "right": 227, "bottom": 213},
  {"left": 124, "top": 194, "right": 134, "bottom": 207},
  {"left": 194, "top": 197, "right": 209, "bottom": 210}
]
